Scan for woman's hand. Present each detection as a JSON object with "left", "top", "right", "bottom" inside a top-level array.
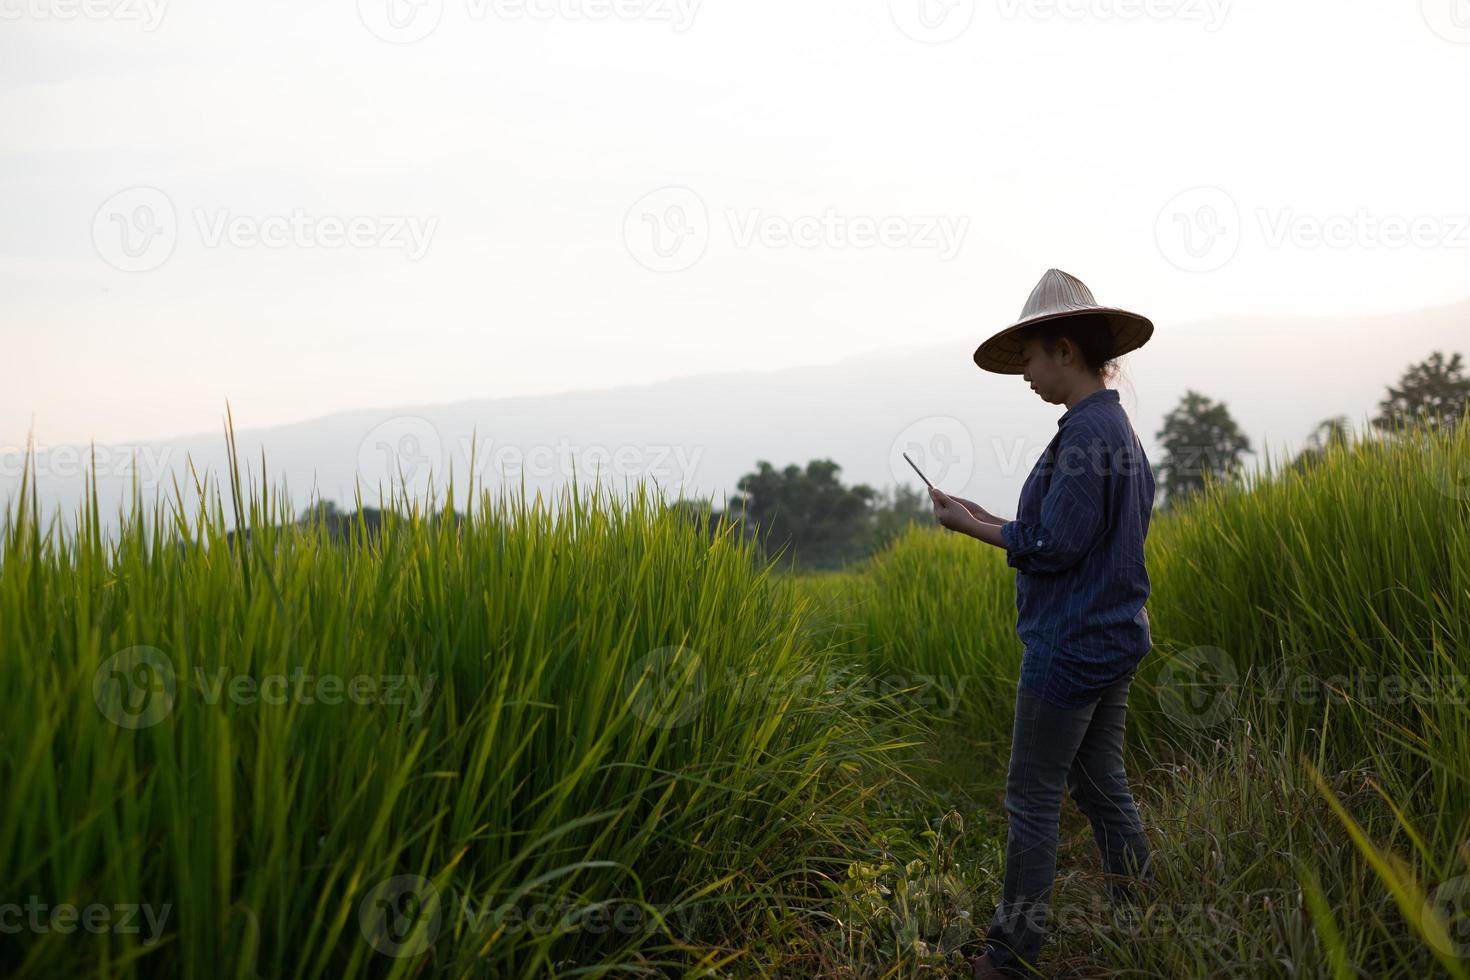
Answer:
[
  {"left": 947, "top": 495, "right": 1002, "bottom": 525},
  {"left": 929, "top": 487, "right": 981, "bottom": 534}
]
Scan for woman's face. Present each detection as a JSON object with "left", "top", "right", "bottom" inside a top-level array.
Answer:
[{"left": 1019, "top": 336, "right": 1070, "bottom": 404}]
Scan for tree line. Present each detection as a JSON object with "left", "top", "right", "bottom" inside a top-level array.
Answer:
[
  {"left": 694, "top": 349, "right": 1469, "bottom": 572},
  {"left": 292, "top": 350, "right": 1467, "bottom": 572}
]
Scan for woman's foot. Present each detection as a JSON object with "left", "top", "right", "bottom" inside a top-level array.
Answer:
[{"left": 967, "top": 951, "right": 1007, "bottom": 979}]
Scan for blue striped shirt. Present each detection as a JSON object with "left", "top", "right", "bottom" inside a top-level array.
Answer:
[{"left": 999, "top": 388, "right": 1156, "bottom": 708}]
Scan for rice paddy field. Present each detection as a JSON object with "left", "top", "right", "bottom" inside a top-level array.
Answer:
[{"left": 2, "top": 414, "right": 1468, "bottom": 978}]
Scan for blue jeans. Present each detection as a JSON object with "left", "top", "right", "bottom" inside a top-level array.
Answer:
[{"left": 984, "top": 673, "right": 1151, "bottom": 975}]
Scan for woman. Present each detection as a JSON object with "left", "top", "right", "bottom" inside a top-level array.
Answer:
[{"left": 929, "top": 269, "right": 1157, "bottom": 979}]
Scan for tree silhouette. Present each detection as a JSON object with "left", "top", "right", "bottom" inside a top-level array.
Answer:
[
  {"left": 1372, "top": 350, "right": 1470, "bottom": 433},
  {"left": 1289, "top": 415, "right": 1353, "bottom": 473},
  {"left": 868, "top": 483, "right": 933, "bottom": 549},
  {"left": 722, "top": 459, "right": 879, "bottom": 570},
  {"left": 1155, "top": 390, "right": 1253, "bottom": 509}
]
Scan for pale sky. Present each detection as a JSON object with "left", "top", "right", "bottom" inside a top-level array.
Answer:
[{"left": 4, "top": 0, "right": 1469, "bottom": 447}]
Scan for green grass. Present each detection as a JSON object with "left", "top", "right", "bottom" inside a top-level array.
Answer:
[
  {"left": 841, "top": 413, "right": 1470, "bottom": 977},
  {"left": 0, "top": 431, "right": 932, "bottom": 978},
  {"left": 4, "top": 411, "right": 1468, "bottom": 977}
]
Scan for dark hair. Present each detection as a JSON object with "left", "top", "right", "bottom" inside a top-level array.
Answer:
[{"left": 1019, "top": 313, "right": 1122, "bottom": 384}]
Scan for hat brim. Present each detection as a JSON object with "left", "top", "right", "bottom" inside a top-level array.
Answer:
[{"left": 972, "top": 308, "right": 1153, "bottom": 375}]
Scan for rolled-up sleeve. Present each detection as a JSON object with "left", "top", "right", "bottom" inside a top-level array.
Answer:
[{"left": 1002, "top": 424, "right": 1110, "bottom": 575}]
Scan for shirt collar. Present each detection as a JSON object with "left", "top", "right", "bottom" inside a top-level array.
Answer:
[{"left": 1057, "top": 387, "right": 1119, "bottom": 428}]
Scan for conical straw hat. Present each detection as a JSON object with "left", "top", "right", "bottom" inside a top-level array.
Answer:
[{"left": 973, "top": 268, "right": 1153, "bottom": 374}]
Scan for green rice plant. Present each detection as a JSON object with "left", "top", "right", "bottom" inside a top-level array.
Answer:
[
  {"left": 1137, "top": 412, "right": 1470, "bottom": 844},
  {"left": 7, "top": 403, "right": 1466, "bottom": 977},
  {"left": 842, "top": 409, "right": 1470, "bottom": 977},
  {"left": 1126, "top": 415, "right": 1469, "bottom": 977},
  {"left": 844, "top": 526, "right": 1019, "bottom": 739},
  {"left": 0, "top": 423, "right": 914, "bottom": 978},
  {"left": 1047, "top": 700, "right": 1450, "bottom": 977},
  {"left": 1307, "top": 762, "right": 1470, "bottom": 980}
]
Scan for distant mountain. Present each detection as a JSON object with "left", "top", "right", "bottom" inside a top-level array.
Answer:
[{"left": 8, "top": 298, "right": 1467, "bottom": 534}]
